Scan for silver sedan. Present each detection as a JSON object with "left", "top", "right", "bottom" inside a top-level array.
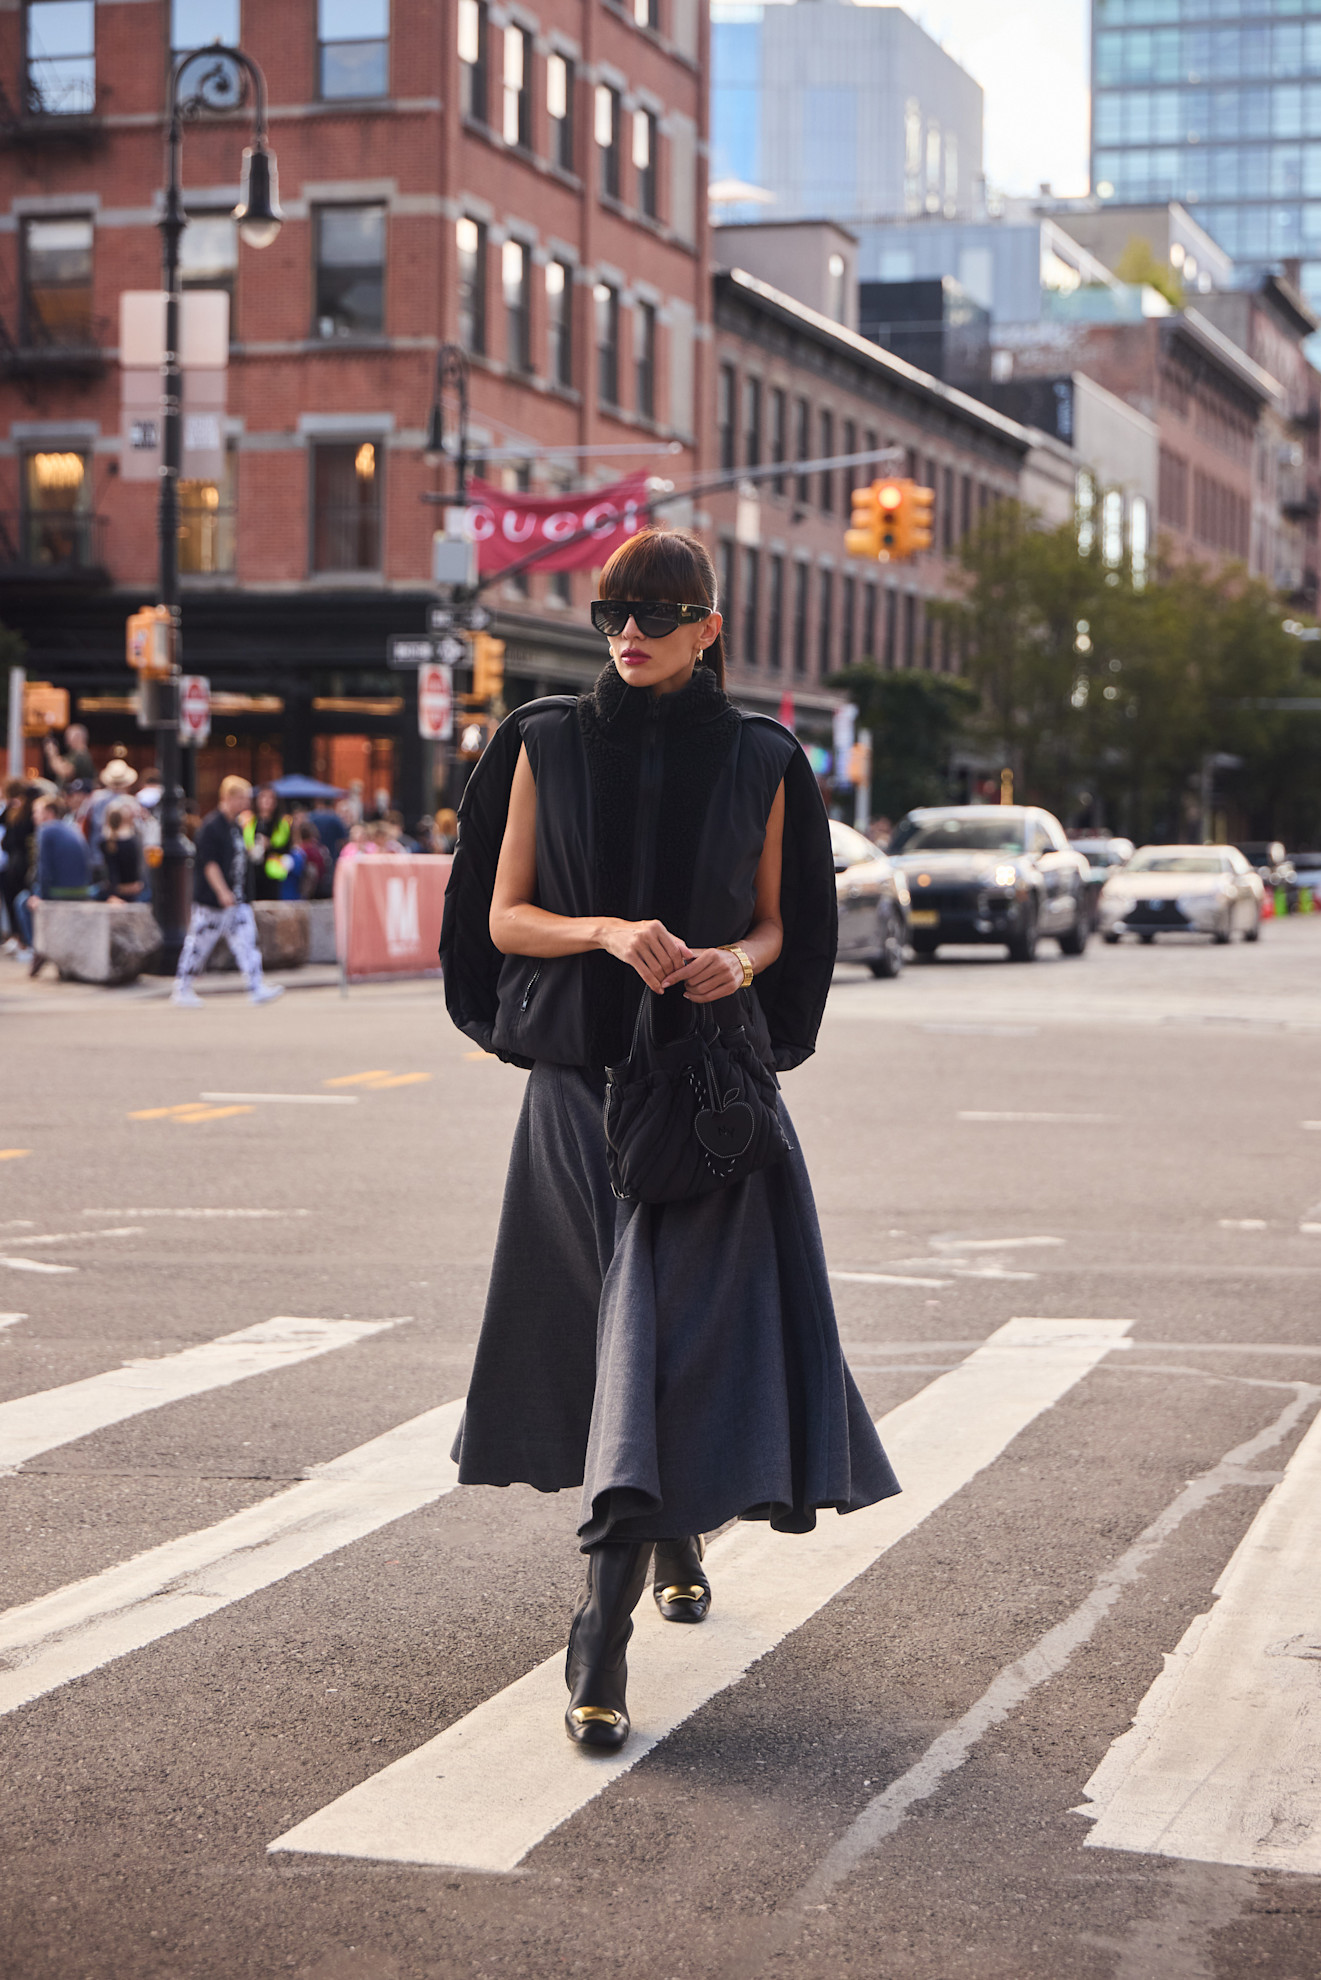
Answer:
[{"left": 1098, "top": 846, "right": 1264, "bottom": 945}]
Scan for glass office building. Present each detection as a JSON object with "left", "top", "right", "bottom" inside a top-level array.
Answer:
[{"left": 1091, "top": 0, "right": 1321, "bottom": 314}]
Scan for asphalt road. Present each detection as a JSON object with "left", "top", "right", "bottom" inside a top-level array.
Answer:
[{"left": 2, "top": 919, "right": 1320, "bottom": 1980}]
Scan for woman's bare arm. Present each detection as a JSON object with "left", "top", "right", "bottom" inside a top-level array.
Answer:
[
  {"left": 662, "top": 777, "right": 786, "bottom": 1004},
  {"left": 489, "top": 744, "right": 693, "bottom": 994}
]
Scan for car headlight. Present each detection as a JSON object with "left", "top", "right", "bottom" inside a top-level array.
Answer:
[
  {"left": 893, "top": 874, "right": 911, "bottom": 906},
  {"left": 993, "top": 863, "right": 1018, "bottom": 889}
]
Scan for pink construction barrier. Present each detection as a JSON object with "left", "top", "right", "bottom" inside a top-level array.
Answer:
[{"left": 333, "top": 853, "right": 452, "bottom": 983}]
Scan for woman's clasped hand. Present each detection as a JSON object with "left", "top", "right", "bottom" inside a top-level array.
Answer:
[{"left": 601, "top": 917, "right": 744, "bottom": 1003}]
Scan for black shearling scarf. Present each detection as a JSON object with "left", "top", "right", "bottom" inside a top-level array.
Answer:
[{"left": 576, "top": 661, "right": 741, "bottom": 1066}]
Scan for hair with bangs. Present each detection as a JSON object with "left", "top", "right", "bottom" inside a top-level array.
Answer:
[{"left": 598, "top": 527, "right": 726, "bottom": 689}]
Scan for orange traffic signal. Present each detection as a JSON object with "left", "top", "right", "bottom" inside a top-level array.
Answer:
[
  {"left": 892, "top": 482, "right": 935, "bottom": 560},
  {"left": 471, "top": 633, "right": 506, "bottom": 703},
  {"left": 844, "top": 479, "right": 922, "bottom": 562}
]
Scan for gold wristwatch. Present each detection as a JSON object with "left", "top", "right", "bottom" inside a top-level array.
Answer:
[{"left": 722, "top": 943, "right": 754, "bottom": 991}]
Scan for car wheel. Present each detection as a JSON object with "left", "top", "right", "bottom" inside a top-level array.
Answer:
[
  {"left": 868, "top": 910, "right": 905, "bottom": 979},
  {"left": 1213, "top": 910, "right": 1232, "bottom": 945},
  {"left": 1057, "top": 898, "right": 1089, "bottom": 956},
  {"left": 1007, "top": 903, "right": 1038, "bottom": 963},
  {"left": 1244, "top": 915, "right": 1261, "bottom": 943},
  {"left": 1103, "top": 931, "right": 1121, "bottom": 945},
  {"left": 1139, "top": 931, "right": 1155, "bottom": 945},
  {"left": 911, "top": 934, "right": 938, "bottom": 958}
]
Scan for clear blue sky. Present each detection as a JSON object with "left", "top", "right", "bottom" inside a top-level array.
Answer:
[{"left": 900, "top": 0, "right": 1093, "bottom": 199}]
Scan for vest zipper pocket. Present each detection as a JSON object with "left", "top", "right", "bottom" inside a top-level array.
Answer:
[{"left": 520, "top": 967, "right": 542, "bottom": 1012}]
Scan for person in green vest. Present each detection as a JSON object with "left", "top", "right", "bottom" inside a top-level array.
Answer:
[{"left": 243, "top": 785, "right": 293, "bottom": 900}]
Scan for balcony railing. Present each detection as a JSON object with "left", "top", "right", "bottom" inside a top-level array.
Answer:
[
  {"left": 1280, "top": 475, "right": 1320, "bottom": 522},
  {"left": 0, "top": 510, "right": 107, "bottom": 580},
  {"left": 0, "top": 311, "right": 109, "bottom": 379},
  {"left": 0, "top": 74, "right": 103, "bottom": 147}
]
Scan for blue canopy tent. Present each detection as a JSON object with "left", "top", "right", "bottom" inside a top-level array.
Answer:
[{"left": 268, "top": 774, "right": 347, "bottom": 802}]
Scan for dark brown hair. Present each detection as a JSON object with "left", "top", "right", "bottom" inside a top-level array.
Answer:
[{"left": 597, "top": 527, "right": 726, "bottom": 689}]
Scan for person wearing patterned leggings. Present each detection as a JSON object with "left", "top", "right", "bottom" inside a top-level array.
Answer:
[{"left": 171, "top": 775, "right": 283, "bottom": 1008}]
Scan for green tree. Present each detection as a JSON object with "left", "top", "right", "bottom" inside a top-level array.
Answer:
[
  {"left": 1112, "top": 235, "right": 1184, "bottom": 308},
  {"left": 828, "top": 663, "right": 977, "bottom": 824}
]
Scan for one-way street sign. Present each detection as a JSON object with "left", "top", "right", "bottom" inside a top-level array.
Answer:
[
  {"left": 428, "top": 602, "right": 491, "bottom": 634},
  {"left": 388, "top": 637, "right": 434, "bottom": 669}
]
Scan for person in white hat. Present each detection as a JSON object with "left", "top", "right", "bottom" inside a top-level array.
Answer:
[{"left": 78, "top": 758, "right": 143, "bottom": 849}]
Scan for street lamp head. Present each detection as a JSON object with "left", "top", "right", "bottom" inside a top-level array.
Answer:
[
  {"left": 423, "top": 402, "right": 447, "bottom": 466},
  {"left": 233, "top": 140, "right": 283, "bottom": 248}
]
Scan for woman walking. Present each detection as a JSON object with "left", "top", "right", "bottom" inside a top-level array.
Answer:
[{"left": 441, "top": 528, "right": 899, "bottom": 1752}]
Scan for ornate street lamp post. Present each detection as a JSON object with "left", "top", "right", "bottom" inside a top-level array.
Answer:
[{"left": 152, "top": 43, "right": 282, "bottom": 965}]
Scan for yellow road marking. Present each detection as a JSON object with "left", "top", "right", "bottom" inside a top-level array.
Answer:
[
  {"left": 128, "top": 1104, "right": 255, "bottom": 1124},
  {"left": 0, "top": 1151, "right": 31, "bottom": 1161},
  {"left": 322, "top": 1071, "right": 432, "bottom": 1089},
  {"left": 464, "top": 1050, "right": 496, "bottom": 1061}
]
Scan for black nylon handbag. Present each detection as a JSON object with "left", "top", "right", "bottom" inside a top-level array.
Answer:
[{"left": 603, "top": 993, "right": 790, "bottom": 1204}]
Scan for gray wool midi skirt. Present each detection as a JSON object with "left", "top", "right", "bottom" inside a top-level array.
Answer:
[{"left": 451, "top": 1062, "right": 901, "bottom": 1547}]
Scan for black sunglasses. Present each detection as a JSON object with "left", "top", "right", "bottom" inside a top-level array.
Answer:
[{"left": 590, "top": 599, "right": 712, "bottom": 639}]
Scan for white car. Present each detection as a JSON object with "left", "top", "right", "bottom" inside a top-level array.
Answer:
[{"left": 1098, "top": 845, "right": 1264, "bottom": 945}]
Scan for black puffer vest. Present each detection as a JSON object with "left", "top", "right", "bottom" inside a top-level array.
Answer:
[{"left": 440, "top": 662, "right": 838, "bottom": 1073}]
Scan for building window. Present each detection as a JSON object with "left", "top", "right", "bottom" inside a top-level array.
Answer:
[
  {"left": 502, "top": 25, "right": 531, "bottom": 147},
  {"left": 457, "top": 217, "right": 487, "bottom": 353},
  {"left": 842, "top": 419, "right": 857, "bottom": 485},
  {"left": 841, "top": 573, "right": 856, "bottom": 669},
  {"left": 22, "top": 449, "right": 92, "bottom": 568},
  {"left": 884, "top": 586, "right": 897, "bottom": 668},
  {"left": 767, "top": 553, "right": 784, "bottom": 672},
  {"left": 180, "top": 209, "right": 238, "bottom": 301},
  {"left": 633, "top": 108, "right": 657, "bottom": 217},
  {"left": 315, "top": 206, "right": 384, "bottom": 340},
  {"left": 817, "top": 568, "right": 834, "bottom": 674},
  {"left": 819, "top": 409, "right": 834, "bottom": 513},
  {"left": 743, "top": 376, "right": 762, "bottom": 470},
  {"left": 547, "top": 52, "right": 574, "bottom": 171},
  {"left": 718, "top": 539, "right": 736, "bottom": 646},
  {"left": 792, "top": 561, "right": 809, "bottom": 677},
  {"left": 22, "top": 217, "right": 94, "bottom": 348},
  {"left": 770, "top": 387, "right": 786, "bottom": 496},
  {"left": 458, "top": 0, "right": 488, "bottom": 122},
  {"left": 179, "top": 450, "right": 236, "bottom": 576},
  {"left": 794, "top": 399, "right": 810, "bottom": 503},
  {"left": 718, "top": 364, "right": 736, "bottom": 473},
  {"left": 634, "top": 0, "right": 659, "bottom": 25},
  {"left": 594, "top": 281, "right": 619, "bottom": 406},
  {"left": 313, "top": 440, "right": 381, "bottom": 573},
  {"left": 25, "top": 0, "right": 94, "bottom": 116},
  {"left": 596, "top": 85, "right": 620, "bottom": 198},
  {"left": 863, "top": 580, "right": 878, "bottom": 661},
  {"left": 318, "top": 0, "right": 388, "bottom": 100},
  {"left": 941, "top": 464, "right": 954, "bottom": 552},
  {"left": 903, "top": 591, "right": 917, "bottom": 667},
  {"left": 741, "top": 546, "right": 760, "bottom": 666},
  {"left": 546, "top": 260, "right": 572, "bottom": 387},
  {"left": 172, "top": 1, "right": 239, "bottom": 98},
  {"left": 634, "top": 299, "right": 656, "bottom": 419},
  {"left": 960, "top": 472, "right": 972, "bottom": 540},
  {"left": 503, "top": 239, "right": 529, "bottom": 372}
]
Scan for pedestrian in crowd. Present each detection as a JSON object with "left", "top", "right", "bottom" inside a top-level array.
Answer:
[
  {"left": 308, "top": 800, "right": 347, "bottom": 885},
  {"left": 170, "top": 774, "right": 284, "bottom": 1009},
  {"left": 42, "top": 722, "right": 94, "bottom": 789},
  {"left": 244, "top": 784, "right": 294, "bottom": 899},
  {"left": 79, "top": 757, "right": 142, "bottom": 846},
  {"left": 1, "top": 779, "right": 36, "bottom": 958},
  {"left": 291, "top": 814, "right": 329, "bottom": 898},
  {"left": 96, "top": 804, "right": 146, "bottom": 902},
  {"left": 412, "top": 815, "right": 439, "bottom": 854},
  {"left": 433, "top": 806, "right": 459, "bottom": 854},
  {"left": 27, "top": 793, "right": 93, "bottom": 978},
  {"left": 442, "top": 527, "right": 898, "bottom": 1751},
  {"left": 385, "top": 809, "right": 417, "bottom": 852}
]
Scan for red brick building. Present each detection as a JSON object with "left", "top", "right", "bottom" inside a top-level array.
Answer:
[{"left": 0, "top": 0, "right": 710, "bottom": 812}]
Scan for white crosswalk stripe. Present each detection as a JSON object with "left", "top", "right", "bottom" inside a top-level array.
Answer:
[
  {"left": 0, "top": 1398, "right": 463, "bottom": 1716},
  {"left": 268, "top": 1317, "right": 1132, "bottom": 1873},
  {"left": 1080, "top": 1399, "right": 1321, "bottom": 1875},
  {"left": 0, "top": 1315, "right": 405, "bottom": 1473}
]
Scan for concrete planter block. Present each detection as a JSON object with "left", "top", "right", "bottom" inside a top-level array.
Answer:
[
  {"left": 306, "top": 898, "right": 337, "bottom": 965},
  {"left": 208, "top": 901, "right": 309, "bottom": 972},
  {"left": 32, "top": 900, "right": 161, "bottom": 985}
]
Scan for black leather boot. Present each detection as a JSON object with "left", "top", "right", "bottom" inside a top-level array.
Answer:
[
  {"left": 652, "top": 1535, "right": 711, "bottom": 1624},
  {"left": 564, "top": 1541, "right": 651, "bottom": 1750}
]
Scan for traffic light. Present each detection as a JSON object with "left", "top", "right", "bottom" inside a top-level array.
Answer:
[
  {"left": 471, "top": 633, "right": 505, "bottom": 703},
  {"left": 126, "top": 604, "right": 173, "bottom": 678},
  {"left": 845, "top": 479, "right": 905, "bottom": 562},
  {"left": 892, "top": 482, "right": 935, "bottom": 560}
]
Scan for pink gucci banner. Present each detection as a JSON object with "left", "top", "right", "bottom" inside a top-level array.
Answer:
[{"left": 466, "top": 474, "right": 650, "bottom": 574}]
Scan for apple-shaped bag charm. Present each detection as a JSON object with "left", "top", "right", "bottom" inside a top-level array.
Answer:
[{"left": 694, "top": 1085, "right": 755, "bottom": 1161}]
